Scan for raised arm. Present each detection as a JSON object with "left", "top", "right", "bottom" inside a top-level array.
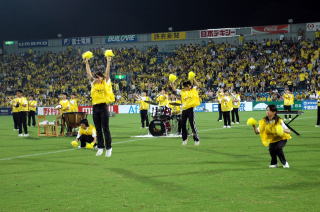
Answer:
[
  {"left": 105, "top": 57, "right": 112, "bottom": 81},
  {"left": 192, "top": 79, "right": 200, "bottom": 87},
  {"left": 84, "top": 58, "right": 93, "bottom": 80}
]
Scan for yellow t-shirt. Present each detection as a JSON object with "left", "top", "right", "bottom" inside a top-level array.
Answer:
[
  {"left": 91, "top": 80, "right": 115, "bottom": 105},
  {"left": 69, "top": 99, "right": 78, "bottom": 112},
  {"left": 28, "top": 100, "right": 37, "bottom": 112},
  {"left": 59, "top": 100, "right": 71, "bottom": 113},
  {"left": 169, "top": 100, "right": 182, "bottom": 114},
  {"left": 11, "top": 98, "right": 19, "bottom": 113},
  {"left": 283, "top": 94, "right": 294, "bottom": 106},
  {"left": 156, "top": 95, "right": 169, "bottom": 106},
  {"left": 232, "top": 94, "right": 241, "bottom": 108},
  {"left": 317, "top": 91, "right": 320, "bottom": 106},
  {"left": 78, "top": 125, "right": 96, "bottom": 137},
  {"left": 258, "top": 119, "right": 292, "bottom": 147},
  {"left": 180, "top": 88, "right": 201, "bottom": 110},
  {"left": 221, "top": 96, "right": 233, "bottom": 112},
  {"left": 138, "top": 96, "right": 150, "bottom": 110},
  {"left": 17, "top": 97, "right": 28, "bottom": 112}
]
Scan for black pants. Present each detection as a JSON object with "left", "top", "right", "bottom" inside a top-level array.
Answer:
[
  {"left": 18, "top": 111, "right": 28, "bottom": 134},
  {"left": 269, "top": 140, "right": 287, "bottom": 165},
  {"left": 284, "top": 105, "right": 292, "bottom": 119},
  {"left": 181, "top": 108, "right": 199, "bottom": 141},
  {"left": 28, "top": 111, "right": 36, "bottom": 126},
  {"left": 317, "top": 106, "right": 320, "bottom": 125},
  {"left": 217, "top": 104, "right": 222, "bottom": 121},
  {"left": 79, "top": 135, "right": 95, "bottom": 147},
  {"left": 12, "top": 112, "right": 19, "bottom": 130},
  {"left": 222, "top": 111, "right": 231, "bottom": 126},
  {"left": 231, "top": 108, "right": 239, "bottom": 123},
  {"left": 140, "top": 110, "right": 149, "bottom": 128},
  {"left": 93, "top": 103, "right": 112, "bottom": 150}
]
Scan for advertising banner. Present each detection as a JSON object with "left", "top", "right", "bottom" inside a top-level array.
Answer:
[
  {"left": 302, "top": 100, "right": 318, "bottom": 110},
  {"left": 62, "top": 37, "right": 92, "bottom": 46},
  {"left": 78, "top": 105, "right": 118, "bottom": 114},
  {"left": 0, "top": 108, "right": 12, "bottom": 115},
  {"left": 151, "top": 32, "right": 186, "bottom": 41},
  {"left": 200, "top": 28, "right": 237, "bottom": 38},
  {"left": 18, "top": 40, "right": 48, "bottom": 48},
  {"left": 251, "top": 25, "right": 289, "bottom": 34},
  {"left": 253, "top": 101, "right": 302, "bottom": 111},
  {"left": 306, "top": 22, "right": 320, "bottom": 31},
  {"left": 106, "top": 35, "right": 137, "bottom": 43}
]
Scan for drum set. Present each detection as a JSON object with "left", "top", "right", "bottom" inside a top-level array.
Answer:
[{"left": 145, "top": 101, "right": 182, "bottom": 136}]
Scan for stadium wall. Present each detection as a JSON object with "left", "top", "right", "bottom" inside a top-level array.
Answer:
[{"left": 2, "top": 22, "right": 318, "bottom": 54}]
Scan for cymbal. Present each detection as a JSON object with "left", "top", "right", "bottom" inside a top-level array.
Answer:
[
  {"left": 144, "top": 100, "right": 158, "bottom": 105},
  {"left": 169, "top": 102, "right": 182, "bottom": 106}
]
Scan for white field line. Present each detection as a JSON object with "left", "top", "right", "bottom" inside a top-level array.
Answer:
[{"left": 0, "top": 115, "right": 315, "bottom": 161}]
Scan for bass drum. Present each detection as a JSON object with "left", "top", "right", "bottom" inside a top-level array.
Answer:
[{"left": 149, "top": 120, "right": 166, "bottom": 136}]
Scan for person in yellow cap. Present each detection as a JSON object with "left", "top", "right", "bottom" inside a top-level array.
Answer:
[
  {"left": 231, "top": 90, "right": 240, "bottom": 124},
  {"left": 16, "top": 90, "right": 29, "bottom": 137},
  {"left": 251, "top": 105, "right": 291, "bottom": 168},
  {"left": 84, "top": 56, "right": 113, "bottom": 157},
  {"left": 76, "top": 119, "right": 97, "bottom": 149},
  {"left": 170, "top": 79, "right": 201, "bottom": 145},
  {"left": 135, "top": 91, "right": 150, "bottom": 128},
  {"left": 282, "top": 89, "right": 294, "bottom": 120},
  {"left": 28, "top": 95, "right": 37, "bottom": 127}
]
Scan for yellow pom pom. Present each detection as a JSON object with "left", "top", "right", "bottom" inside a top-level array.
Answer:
[
  {"left": 188, "top": 71, "right": 196, "bottom": 80},
  {"left": 246, "top": 117, "right": 257, "bottom": 126},
  {"left": 104, "top": 49, "right": 115, "bottom": 57},
  {"left": 169, "top": 74, "right": 177, "bottom": 82},
  {"left": 71, "top": 140, "right": 78, "bottom": 148},
  {"left": 275, "top": 125, "right": 284, "bottom": 136},
  {"left": 86, "top": 143, "right": 93, "bottom": 149},
  {"left": 82, "top": 51, "right": 94, "bottom": 60}
]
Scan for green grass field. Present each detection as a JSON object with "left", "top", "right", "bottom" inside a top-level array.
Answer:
[{"left": 0, "top": 111, "right": 319, "bottom": 212}]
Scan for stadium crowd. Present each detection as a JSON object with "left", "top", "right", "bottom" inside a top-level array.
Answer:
[{"left": 0, "top": 37, "right": 320, "bottom": 107}]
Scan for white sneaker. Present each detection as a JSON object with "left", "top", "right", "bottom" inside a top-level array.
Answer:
[
  {"left": 182, "top": 140, "right": 187, "bottom": 145},
  {"left": 96, "top": 148, "right": 104, "bottom": 156},
  {"left": 315, "top": 125, "right": 320, "bottom": 128},
  {"left": 218, "top": 120, "right": 222, "bottom": 122},
  {"left": 231, "top": 122, "right": 235, "bottom": 125},
  {"left": 223, "top": 126, "right": 227, "bottom": 128},
  {"left": 283, "top": 162, "right": 290, "bottom": 168},
  {"left": 289, "top": 118, "right": 292, "bottom": 121},
  {"left": 269, "top": 164, "right": 278, "bottom": 168},
  {"left": 194, "top": 141, "right": 200, "bottom": 146},
  {"left": 77, "top": 146, "right": 82, "bottom": 149},
  {"left": 227, "top": 126, "right": 231, "bottom": 128},
  {"left": 18, "top": 134, "right": 23, "bottom": 137},
  {"left": 236, "top": 122, "right": 239, "bottom": 124},
  {"left": 105, "top": 148, "right": 112, "bottom": 157},
  {"left": 23, "top": 134, "right": 29, "bottom": 137}
]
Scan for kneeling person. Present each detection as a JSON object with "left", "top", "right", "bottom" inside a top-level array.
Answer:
[{"left": 76, "top": 119, "right": 97, "bottom": 148}]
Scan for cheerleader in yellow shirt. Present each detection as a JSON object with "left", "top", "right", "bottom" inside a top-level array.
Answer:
[
  {"left": 171, "top": 80, "right": 201, "bottom": 145},
  {"left": 84, "top": 56, "right": 114, "bottom": 157},
  {"left": 221, "top": 91, "right": 233, "bottom": 128},
  {"left": 135, "top": 91, "right": 150, "bottom": 128},
  {"left": 251, "top": 105, "right": 291, "bottom": 168},
  {"left": 283, "top": 89, "right": 294, "bottom": 120},
  {"left": 76, "top": 119, "right": 97, "bottom": 149}
]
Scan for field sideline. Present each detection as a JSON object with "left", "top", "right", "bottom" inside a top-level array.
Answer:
[{"left": 0, "top": 111, "right": 319, "bottom": 212}]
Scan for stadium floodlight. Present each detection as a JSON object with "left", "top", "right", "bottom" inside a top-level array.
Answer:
[
  {"left": 168, "top": 27, "right": 173, "bottom": 32},
  {"left": 288, "top": 19, "right": 293, "bottom": 24}
]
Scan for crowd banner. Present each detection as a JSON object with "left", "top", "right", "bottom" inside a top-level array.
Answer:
[
  {"left": 0, "top": 108, "right": 12, "bottom": 116},
  {"left": 18, "top": 40, "right": 48, "bottom": 48},
  {"left": 306, "top": 22, "right": 320, "bottom": 31},
  {"left": 62, "top": 37, "right": 92, "bottom": 46},
  {"left": 106, "top": 35, "right": 137, "bottom": 43},
  {"left": 200, "top": 28, "right": 237, "bottom": 38},
  {"left": 251, "top": 25, "right": 289, "bottom": 34},
  {"left": 302, "top": 100, "right": 318, "bottom": 110},
  {"left": 253, "top": 101, "right": 302, "bottom": 111},
  {"left": 151, "top": 32, "right": 186, "bottom": 41}
]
